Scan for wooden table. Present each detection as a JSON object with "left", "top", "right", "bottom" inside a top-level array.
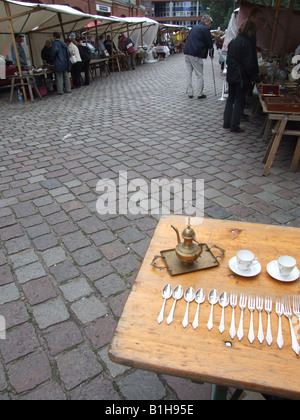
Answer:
[
  {"left": 108, "top": 53, "right": 127, "bottom": 72},
  {"left": 9, "top": 74, "right": 43, "bottom": 102},
  {"left": 89, "top": 58, "right": 110, "bottom": 79},
  {"left": 258, "top": 91, "right": 300, "bottom": 175},
  {"left": 109, "top": 216, "right": 300, "bottom": 400}
]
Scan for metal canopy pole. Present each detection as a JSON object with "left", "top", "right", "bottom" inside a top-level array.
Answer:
[{"left": 57, "top": 12, "right": 66, "bottom": 40}]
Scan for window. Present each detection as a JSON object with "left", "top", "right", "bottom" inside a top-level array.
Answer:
[{"left": 173, "top": 1, "right": 197, "bottom": 17}]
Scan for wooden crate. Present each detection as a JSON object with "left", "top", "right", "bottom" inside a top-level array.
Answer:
[{"left": 265, "top": 96, "right": 300, "bottom": 113}]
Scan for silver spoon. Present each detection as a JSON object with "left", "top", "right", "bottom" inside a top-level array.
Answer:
[
  {"left": 218, "top": 291, "right": 229, "bottom": 334},
  {"left": 157, "top": 284, "right": 172, "bottom": 324},
  {"left": 182, "top": 287, "right": 195, "bottom": 328},
  {"left": 192, "top": 288, "right": 205, "bottom": 329},
  {"left": 167, "top": 285, "right": 183, "bottom": 325},
  {"left": 207, "top": 289, "right": 219, "bottom": 331}
]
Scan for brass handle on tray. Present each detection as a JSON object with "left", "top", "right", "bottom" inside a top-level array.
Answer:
[
  {"left": 150, "top": 255, "right": 166, "bottom": 270},
  {"left": 206, "top": 244, "right": 225, "bottom": 259}
]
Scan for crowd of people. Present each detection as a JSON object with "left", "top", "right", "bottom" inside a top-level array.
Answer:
[
  {"left": 10, "top": 31, "right": 137, "bottom": 95},
  {"left": 10, "top": 5, "right": 292, "bottom": 129}
]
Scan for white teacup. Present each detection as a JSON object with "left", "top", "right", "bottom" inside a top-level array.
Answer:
[
  {"left": 236, "top": 249, "right": 258, "bottom": 271},
  {"left": 277, "top": 255, "right": 296, "bottom": 277}
]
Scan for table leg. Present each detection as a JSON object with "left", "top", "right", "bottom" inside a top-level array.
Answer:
[
  {"left": 105, "top": 60, "right": 110, "bottom": 76},
  {"left": 116, "top": 57, "right": 121, "bottom": 72},
  {"left": 262, "top": 116, "right": 272, "bottom": 142},
  {"left": 31, "top": 80, "right": 42, "bottom": 100},
  {"left": 252, "top": 96, "right": 261, "bottom": 116},
  {"left": 89, "top": 67, "right": 93, "bottom": 82},
  {"left": 290, "top": 136, "right": 300, "bottom": 172},
  {"left": 26, "top": 77, "right": 34, "bottom": 102},
  {"left": 211, "top": 384, "right": 228, "bottom": 400},
  {"left": 10, "top": 76, "right": 15, "bottom": 103},
  {"left": 263, "top": 116, "right": 287, "bottom": 176}
]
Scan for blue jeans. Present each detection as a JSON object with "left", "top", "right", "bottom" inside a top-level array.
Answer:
[{"left": 223, "top": 83, "right": 248, "bottom": 130}]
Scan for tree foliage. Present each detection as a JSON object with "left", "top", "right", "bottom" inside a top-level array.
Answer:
[{"left": 201, "top": 0, "right": 236, "bottom": 30}]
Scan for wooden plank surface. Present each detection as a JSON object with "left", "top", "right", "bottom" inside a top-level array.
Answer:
[{"left": 109, "top": 216, "right": 300, "bottom": 399}]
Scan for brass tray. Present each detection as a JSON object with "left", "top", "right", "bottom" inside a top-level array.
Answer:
[{"left": 151, "top": 244, "right": 225, "bottom": 276}]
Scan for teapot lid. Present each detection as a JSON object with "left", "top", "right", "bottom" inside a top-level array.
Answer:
[{"left": 182, "top": 226, "right": 195, "bottom": 239}]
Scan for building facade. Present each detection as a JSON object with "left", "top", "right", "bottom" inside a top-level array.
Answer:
[
  {"left": 145, "top": 0, "right": 205, "bottom": 27},
  {"left": 29, "top": 0, "right": 146, "bottom": 17}
]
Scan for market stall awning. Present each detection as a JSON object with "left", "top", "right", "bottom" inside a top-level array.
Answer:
[
  {"left": 83, "top": 16, "right": 159, "bottom": 50},
  {"left": 0, "top": 0, "right": 117, "bottom": 66},
  {"left": 0, "top": 0, "right": 105, "bottom": 35},
  {"left": 30, "top": 4, "right": 116, "bottom": 35}
]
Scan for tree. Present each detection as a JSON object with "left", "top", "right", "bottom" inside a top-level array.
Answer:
[{"left": 201, "top": 0, "right": 236, "bottom": 30}]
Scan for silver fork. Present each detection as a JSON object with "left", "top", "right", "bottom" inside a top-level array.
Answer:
[
  {"left": 256, "top": 295, "right": 264, "bottom": 344},
  {"left": 293, "top": 295, "right": 300, "bottom": 328},
  {"left": 237, "top": 293, "right": 247, "bottom": 341},
  {"left": 275, "top": 298, "right": 284, "bottom": 349},
  {"left": 265, "top": 296, "right": 273, "bottom": 346},
  {"left": 283, "top": 296, "right": 300, "bottom": 355},
  {"left": 248, "top": 295, "right": 255, "bottom": 344},
  {"left": 229, "top": 292, "right": 237, "bottom": 339}
]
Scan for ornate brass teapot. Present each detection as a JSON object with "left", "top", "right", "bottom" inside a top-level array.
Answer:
[{"left": 171, "top": 221, "right": 202, "bottom": 265}]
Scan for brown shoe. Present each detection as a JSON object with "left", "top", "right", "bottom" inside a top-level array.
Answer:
[{"left": 230, "top": 127, "right": 245, "bottom": 133}]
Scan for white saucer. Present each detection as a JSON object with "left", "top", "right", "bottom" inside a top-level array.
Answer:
[
  {"left": 229, "top": 256, "right": 261, "bottom": 277},
  {"left": 267, "top": 260, "right": 300, "bottom": 282}
]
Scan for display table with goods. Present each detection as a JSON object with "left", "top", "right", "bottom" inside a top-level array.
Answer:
[
  {"left": 109, "top": 216, "right": 300, "bottom": 400},
  {"left": 255, "top": 55, "right": 300, "bottom": 175}
]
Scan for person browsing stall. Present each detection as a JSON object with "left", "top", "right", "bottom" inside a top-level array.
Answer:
[
  {"left": 223, "top": 20, "right": 260, "bottom": 133},
  {"left": 77, "top": 38, "right": 92, "bottom": 86},
  {"left": 11, "top": 34, "right": 28, "bottom": 70},
  {"left": 119, "top": 34, "right": 136, "bottom": 70},
  {"left": 51, "top": 32, "right": 71, "bottom": 95},
  {"left": 104, "top": 35, "right": 118, "bottom": 56},
  {"left": 183, "top": 15, "right": 213, "bottom": 99},
  {"left": 41, "top": 40, "right": 52, "bottom": 65},
  {"left": 66, "top": 38, "right": 82, "bottom": 88},
  {"left": 98, "top": 35, "right": 107, "bottom": 58}
]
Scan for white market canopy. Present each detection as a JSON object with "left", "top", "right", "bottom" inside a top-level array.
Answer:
[
  {"left": 0, "top": 0, "right": 189, "bottom": 68},
  {"left": 83, "top": 16, "right": 159, "bottom": 50},
  {"left": 0, "top": 0, "right": 116, "bottom": 62},
  {"left": 0, "top": 0, "right": 160, "bottom": 65},
  {"left": 0, "top": 0, "right": 115, "bottom": 36}
]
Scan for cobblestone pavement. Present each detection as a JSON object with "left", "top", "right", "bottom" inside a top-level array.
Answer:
[{"left": 0, "top": 52, "right": 299, "bottom": 400}]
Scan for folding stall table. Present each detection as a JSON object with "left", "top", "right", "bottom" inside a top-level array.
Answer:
[{"left": 9, "top": 74, "right": 42, "bottom": 102}]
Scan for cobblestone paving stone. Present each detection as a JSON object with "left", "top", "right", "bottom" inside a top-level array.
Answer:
[{"left": 0, "top": 52, "right": 299, "bottom": 400}]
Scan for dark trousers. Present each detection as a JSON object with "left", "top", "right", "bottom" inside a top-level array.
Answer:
[
  {"left": 82, "top": 60, "right": 90, "bottom": 85},
  {"left": 223, "top": 83, "right": 248, "bottom": 130},
  {"left": 126, "top": 53, "right": 136, "bottom": 69},
  {"left": 71, "top": 62, "right": 81, "bottom": 87}
]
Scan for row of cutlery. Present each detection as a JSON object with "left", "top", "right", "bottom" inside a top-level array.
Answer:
[{"left": 157, "top": 284, "right": 300, "bottom": 355}]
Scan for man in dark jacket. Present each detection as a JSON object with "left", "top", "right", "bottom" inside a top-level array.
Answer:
[
  {"left": 51, "top": 32, "right": 71, "bottom": 95},
  {"left": 184, "top": 15, "right": 213, "bottom": 99},
  {"left": 77, "top": 38, "right": 92, "bottom": 85},
  {"left": 41, "top": 40, "right": 52, "bottom": 65},
  {"left": 223, "top": 20, "right": 260, "bottom": 132}
]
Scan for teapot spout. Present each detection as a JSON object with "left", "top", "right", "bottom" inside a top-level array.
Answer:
[{"left": 171, "top": 225, "right": 181, "bottom": 244}]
